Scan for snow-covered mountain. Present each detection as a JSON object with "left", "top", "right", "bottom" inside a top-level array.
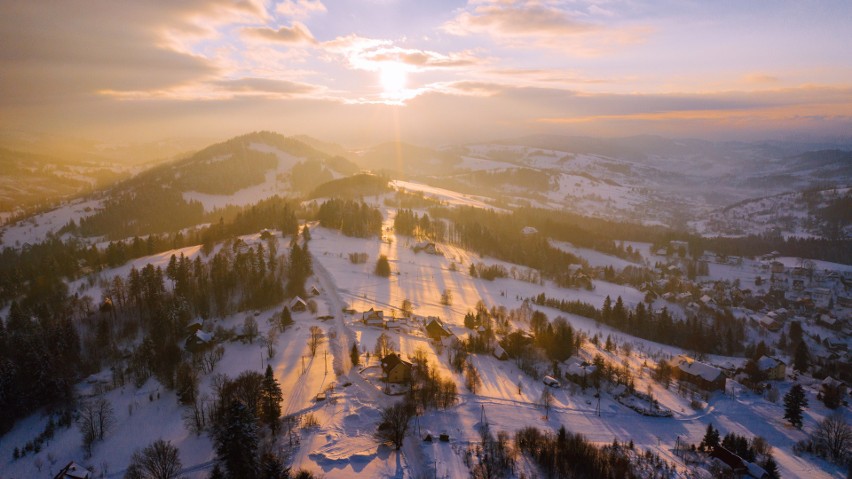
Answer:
[{"left": 692, "top": 186, "right": 852, "bottom": 238}]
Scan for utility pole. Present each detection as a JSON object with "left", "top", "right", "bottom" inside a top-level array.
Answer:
[
  {"left": 596, "top": 391, "right": 601, "bottom": 417},
  {"left": 324, "top": 349, "right": 328, "bottom": 375}
]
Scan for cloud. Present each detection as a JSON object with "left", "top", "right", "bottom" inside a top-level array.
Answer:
[
  {"left": 443, "top": 0, "right": 649, "bottom": 54},
  {"left": 0, "top": 1, "right": 275, "bottom": 107},
  {"left": 361, "top": 47, "right": 481, "bottom": 68},
  {"left": 242, "top": 22, "right": 317, "bottom": 44},
  {"left": 444, "top": 1, "right": 595, "bottom": 37},
  {"left": 744, "top": 73, "right": 780, "bottom": 84},
  {"left": 214, "top": 77, "right": 318, "bottom": 96},
  {"left": 275, "top": 0, "right": 326, "bottom": 18}
]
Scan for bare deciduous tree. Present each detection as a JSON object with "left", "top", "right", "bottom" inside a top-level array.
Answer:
[
  {"left": 465, "top": 363, "right": 481, "bottom": 394},
  {"left": 125, "top": 439, "right": 183, "bottom": 479},
  {"left": 374, "top": 402, "right": 414, "bottom": 450},
  {"left": 242, "top": 316, "right": 258, "bottom": 344},
  {"left": 812, "top": 412, "right": 852, "bottom": 463},
  {"left": 308, "top": 326, "right": 324, "bottom": 357},
  {"left": 78, "top": 398, "right": 115, "bottom": 456},
  {"left": 374, "top": 332, "right": 393, "bottom": 359},
  {"left": 540, "top": 388, "right": 553, "bottom": 419}
]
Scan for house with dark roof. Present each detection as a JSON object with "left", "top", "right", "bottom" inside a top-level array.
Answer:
[
  {"left": 710, "top": 446, "right": 768, "bottom": 479},
  {"left": 363, "top": 308, "right": 385, "bottom": 328},
  {"left": 424, "top": 316, "right": 452, "bottom": 341},
  {"left": 290, "top": 296, "right": 308, "bottom": 312},
  {"left": 677, "top": 356, "right": 726, "bottom": 391},
  {"left": 380, "top": 353, "right": 412, "bottom": 383}
]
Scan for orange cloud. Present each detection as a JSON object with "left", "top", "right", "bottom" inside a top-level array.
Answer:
[{"left": 242, "top": 22, "right": 317, "bottom": 44}]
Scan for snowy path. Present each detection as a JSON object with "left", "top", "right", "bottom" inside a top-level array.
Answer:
[{"left": 285, "top": 253, "right": 425, "bottom": 477}]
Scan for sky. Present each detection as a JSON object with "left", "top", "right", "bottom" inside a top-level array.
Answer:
[{"left": 2, "top": 0, "right": 852, "bottom": 147}]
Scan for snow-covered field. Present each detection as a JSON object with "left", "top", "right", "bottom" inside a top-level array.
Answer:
[{"left": 1, "top": 202, "right": 849, "bottom": 478}]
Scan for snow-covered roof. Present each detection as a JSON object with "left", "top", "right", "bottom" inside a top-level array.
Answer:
[
  {"left": 493, "top": 344, "right": 507, "bottom": 358},
  {"left": 195, "top": 330, "right": 213, "bottom": 343},
  {"left": 756, "top": 356, "right": 783, "bottom": 371},
  {"left": 55, "top": 461, "right": 91, "bottom": 479},
  {"left": 746, "top": 461, "right": 768, "bottom": 478},
  {"left": 678, "top": 358, "right": 722, "bottom": 382}
]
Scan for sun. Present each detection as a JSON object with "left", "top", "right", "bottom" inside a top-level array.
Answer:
[{"left": 379, "top": 62, "right": 408, "bottom": 97}]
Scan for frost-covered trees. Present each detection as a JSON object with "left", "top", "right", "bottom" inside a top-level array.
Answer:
[
  {"left": 783, "top": 384, "right": 808, "bottom": 429},
  {"left": 374, "top": 402, "right": 414, "bottom": 450},
  {"left": 124, "top": 439, "right": 182, "bottom": 479}
]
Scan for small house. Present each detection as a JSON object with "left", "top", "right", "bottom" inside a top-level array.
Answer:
[
  {"left": 821, "top": 376, "right": 847, "bottom": 400},
  {"left": 757, "top": 314, "right": 782, "bottom": 332},
  {"left": 543, "top": 375, "right": 561, "bottom": 388},
  {"left": 310, "top": 285, "right": 321, "bottom": 296},
  {"left": 185, "top": 329, "right": 214, "bottom": 352},
  {"left": 54, "top": 461, "right": 91, "bottom": 479},
  {"left": 363, "top": 308, "right": 385, "bottom": 328},
  {"left": 413, "top": 242, "right": 441, "bottom": 255},
  {"left": 756, "top": 356, "right": 786, "bottom": 380},
  {"left": 492, "top": 344, "right": 508, "bottom": 360},
  {"left": 290, "top": 296, "right": 308, "bottom": 312},
  {"left": 424, "top": 316, "right": 452, "bottom": 341},
  {"left": 381, "top": 353, "right": 412, "bottom": 384},
  {"left": 677, "top": 356, "right": 726, "bottom": 391},
  {"left": 817, "top": 314, "right": 839, "bottom": 330}
]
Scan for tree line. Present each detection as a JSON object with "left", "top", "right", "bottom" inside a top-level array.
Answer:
[{"left": 532, "top": 293, "right": 745, "bottom": 355}]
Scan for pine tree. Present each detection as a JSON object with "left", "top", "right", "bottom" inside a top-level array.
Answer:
[
  {"left": 350, "top": 343, "right": 360, "bottom": 367},
  {"left": 700, "top": 423, "right": 720, "bottom": 450},
  {"left": 209, "top": 464, "right": 225, "bottom": 479},
  {"left": 374, "top": 255, "right": 391, "bottom": 277},
  {"left": 259, "top": 452, "right": 286, "bottom": 479},
  {"left": 793, "top": 340, "right": 810, "bottom": 372},
  {"left": 601, "top": 296, "right": 613, "bottom": 321},
  {"left": 214, "top": 400, "right": 259, "bottom": 479},
  {"left": 260, "top": 366, "right": 283, "bottom": 435},
  {"left": 783, "top": 384, "right": 808, "bottom": 429},
  {"left": 761, "top": 455, "right": 780, "bottom": 479}
]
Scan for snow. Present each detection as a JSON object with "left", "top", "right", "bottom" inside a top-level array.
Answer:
[
  {"left": 0, "top": 198, "right": 101, "bottom": 248},
  {"left": 182, "top": 142, "right": 306, "bottom": 212},
  {"left": 3, "top": 201, "right": 848, "bottom": 478},
  {"left": 550, "top": 240, "right": 643, "bottom": 269},
  {"left": 391, "top": 179, "right": 499, "bottom": 211}
]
